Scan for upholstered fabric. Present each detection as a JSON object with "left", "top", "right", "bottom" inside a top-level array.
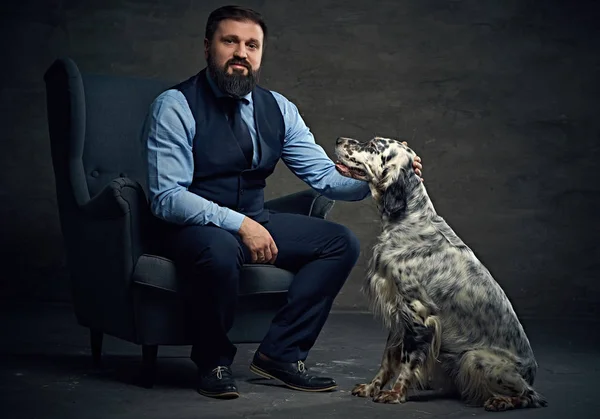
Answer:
[
  {"left": 81, "top": 74, "right": 172, "bottom": 197},
  {"left": 264, "top": 189, "right": 336, "bottom": 219},
  {"left": 133, "top": 255, "right": 294, "bottom": 295}
]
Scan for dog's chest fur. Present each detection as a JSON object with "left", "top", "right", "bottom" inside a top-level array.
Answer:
[{"left": 366, "top": 210, "right": 534, "bottom": 360}]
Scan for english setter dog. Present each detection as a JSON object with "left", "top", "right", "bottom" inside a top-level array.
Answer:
[{"left": 334, "top": 136, "right": 547, "bottom": 412}]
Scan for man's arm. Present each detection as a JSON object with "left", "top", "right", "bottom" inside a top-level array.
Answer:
[
  {"left": 271, "top": 92, "right": 371, "bottom": 201},
  {"left": 142, "top": 90, "right": 245, "bottom": 233}
]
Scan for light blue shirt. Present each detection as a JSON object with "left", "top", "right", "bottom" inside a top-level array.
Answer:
[{"left": 142, "top": 71, "right": 371, "bottom": 233}]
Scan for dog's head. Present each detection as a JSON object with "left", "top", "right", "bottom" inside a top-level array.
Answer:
[{"left": 334, "top": 136, "right": 420, "bottom": 221}]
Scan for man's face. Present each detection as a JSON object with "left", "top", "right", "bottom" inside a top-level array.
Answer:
[{"left": 205, "top": 19, "right": 264, "bottom": 98}]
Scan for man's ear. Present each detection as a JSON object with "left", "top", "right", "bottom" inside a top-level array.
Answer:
[
  {"left": 381, "top": 170, "right": 407, "bottom": 221},
  {"left": 204, "top": 38, "right": 210, "bottom": 59}
]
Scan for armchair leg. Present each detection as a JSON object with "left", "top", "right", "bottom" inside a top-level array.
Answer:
[
  {"left": 90, "top": 329, "right": 103, "bottom": 367},
  {"left": 138, "top": 345, "right": 158, "bottom": 388}
]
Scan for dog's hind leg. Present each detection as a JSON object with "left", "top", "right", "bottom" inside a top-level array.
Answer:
[
  {"left": 454, "top": 349, "right": 548, "bottom": 411},
  {"left": 352, "top": 332, "right": 402, "bottom": 398}
]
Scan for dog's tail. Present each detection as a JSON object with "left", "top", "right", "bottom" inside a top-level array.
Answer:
[{"left": 425, "top": 314, "right": 442, "bottom": 360}]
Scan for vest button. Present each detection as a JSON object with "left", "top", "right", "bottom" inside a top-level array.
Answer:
[
  {"left": 91, "top": 170, "right": 99, "bottom": 178},
  {"left": 240, "top": 189, "right": 244, "bottom": 195}
]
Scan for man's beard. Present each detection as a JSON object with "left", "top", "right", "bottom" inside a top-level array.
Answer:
[{"left": 207, "top": 52, "right": 260, "bottom": 99}]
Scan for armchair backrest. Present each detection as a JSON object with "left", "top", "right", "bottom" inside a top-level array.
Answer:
[
  {"left": 44, "top": 58, "right": 177, "bottom": 338},
  {"left": 44, "top": 57, "right": 174, "bottom": 205}
]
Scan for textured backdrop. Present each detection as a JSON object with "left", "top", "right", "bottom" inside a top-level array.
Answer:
[{"left": 1, "top": 0, "right": 598, "bottom": 318}]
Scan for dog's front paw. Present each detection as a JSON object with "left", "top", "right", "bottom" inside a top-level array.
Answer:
[
  {"left": 352, "top": 383, "right": 376, "bottom": 398},
  {"left": 373, "top": 390, "right": 406, "bottom": 404},
  {"left": 484, "top": 396, "right": 516, "bottom": 412}
]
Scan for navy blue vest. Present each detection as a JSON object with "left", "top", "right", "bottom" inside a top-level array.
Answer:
[{"left": 171, "top": 69, "right": 285, "bottom": 223}]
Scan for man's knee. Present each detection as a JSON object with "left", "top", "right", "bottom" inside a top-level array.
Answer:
[
  {"left": 334, "top": 224, "right": 361, "bottom": 263},
  {"left": 166, "top": 225, "right": 244, "bottom": 280},
  {"left": 195, "top": 234, "right": 244, "bottom": 277},
  {"left": 184, "top": 232, "right": 243, "bottom": 299},
  {"left": 344, "top": 226, "right": 361, "bottom": 264}
]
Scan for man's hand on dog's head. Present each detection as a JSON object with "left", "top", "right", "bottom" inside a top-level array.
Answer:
[{"left": 402, "top": 141, "right": 424, "bottom": 182}]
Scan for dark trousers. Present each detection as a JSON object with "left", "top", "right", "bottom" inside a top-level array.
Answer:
[{"left": 160, "top": 211, "right": 361, "bottom": 371}]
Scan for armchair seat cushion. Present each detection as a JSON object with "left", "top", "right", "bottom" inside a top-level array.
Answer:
[{"left": 132, "top": 254, "right": 294, "bottom": 296}]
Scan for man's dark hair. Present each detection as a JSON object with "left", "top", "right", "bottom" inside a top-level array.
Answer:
[{"left": 205, "top": 5, "right": 268, "bottom": 44}]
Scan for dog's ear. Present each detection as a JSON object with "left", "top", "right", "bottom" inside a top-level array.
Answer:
[{"left": 381, "top": 169, "right": 407, "bottom": 221}]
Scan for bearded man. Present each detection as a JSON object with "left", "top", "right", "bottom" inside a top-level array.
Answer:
[{"left": 142, "top": 5, "right": 423, "bottom": 399}]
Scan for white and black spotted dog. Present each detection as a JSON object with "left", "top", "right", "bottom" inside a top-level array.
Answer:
[{"left": 334, "top": 136, "right": 547, "bottom": 412}]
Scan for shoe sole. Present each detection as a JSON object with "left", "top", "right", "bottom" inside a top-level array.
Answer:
[
  {"left": 249, "top": 363, "right": 338, "bottom": 392},
  {"left": 197, "top": 388, "right": 240, "bottom": 399}
]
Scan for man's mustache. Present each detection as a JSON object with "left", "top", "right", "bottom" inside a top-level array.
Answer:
[{"left": 227, "top": 59, "right": 251, "bottom": 70}]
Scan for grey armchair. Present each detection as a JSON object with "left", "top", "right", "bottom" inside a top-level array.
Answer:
[{"left": 43, "top": 57, "right": 335, "bottom": 387}]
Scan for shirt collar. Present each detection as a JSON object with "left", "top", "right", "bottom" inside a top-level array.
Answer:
[{"left": 205, "top": 68, "right": 253, "bottom": 104}]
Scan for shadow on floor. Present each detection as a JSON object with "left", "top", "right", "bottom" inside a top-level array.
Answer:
[{"left": 1, "top": 302, "right": 599, "bottom": 419}]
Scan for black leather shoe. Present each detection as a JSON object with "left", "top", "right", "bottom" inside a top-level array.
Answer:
[
  {"left": 249, "top": 352, "right": 337, "bottom": 392},
  {"left": 197, "top": 366, "right": 239, "bottom": 399}
]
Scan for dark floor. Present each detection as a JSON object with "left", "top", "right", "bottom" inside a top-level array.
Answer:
[{"left": 1, "top": 303, "right": 599, "bottom": 418}]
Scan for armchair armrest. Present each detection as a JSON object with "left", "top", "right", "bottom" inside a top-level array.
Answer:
[
  {"left": 64, "top": 177, "right": 152, "bottom": 341},
  {"left": 82, "top": 177, "right": 146, "bottom": 218},
  {"left": 264, "top": 189, "right": 335, "bottom": 219},
  {"left": 80, "top": 176, "right": 152, "bottom": 260}
]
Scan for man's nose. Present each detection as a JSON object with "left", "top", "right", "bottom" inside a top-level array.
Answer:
[{"left": 233, "top": 44, "right": 248, "bottom": 58}]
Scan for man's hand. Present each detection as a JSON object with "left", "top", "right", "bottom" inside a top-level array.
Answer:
[
  {"left": 238, "top": 217, "right": 278, "bottom": 264},
  {"left": 402, "top": 141, "right": 424, "bottom": 182}
]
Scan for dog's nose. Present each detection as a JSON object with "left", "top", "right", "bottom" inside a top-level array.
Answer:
[{"left": 336, "top": 137, "right": 344, "bottom": 145}]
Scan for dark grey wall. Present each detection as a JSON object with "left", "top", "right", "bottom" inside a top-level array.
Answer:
[{"left": 1, "top": 0, "right": 599, "bottom": 318}]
